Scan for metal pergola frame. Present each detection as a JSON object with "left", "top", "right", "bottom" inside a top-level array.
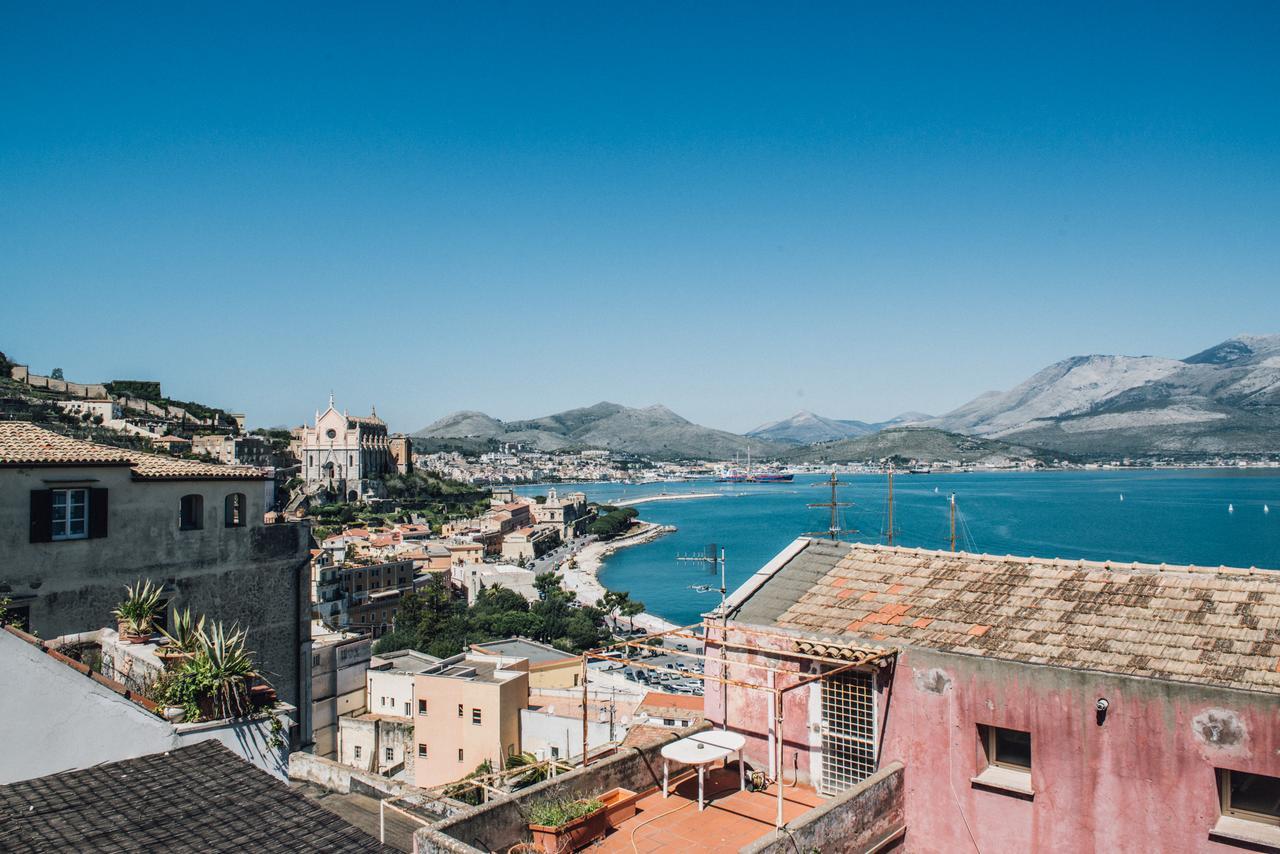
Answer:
[{"left": 579, "top": 620, "right": 896, "bottom": 830}]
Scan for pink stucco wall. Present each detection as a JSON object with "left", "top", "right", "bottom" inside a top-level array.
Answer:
[{"left": 707, "top": 622, "right": 1280, "bottom": 852}]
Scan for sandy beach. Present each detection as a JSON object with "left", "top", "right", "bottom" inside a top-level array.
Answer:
[{"left": 557, "top": 521, "right": 681, "bottom": 633}]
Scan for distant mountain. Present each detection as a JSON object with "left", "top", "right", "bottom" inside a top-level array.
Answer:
[
  {"left": 414, "top": 401, "right": 780, "bottom": 460},
  {"left": 778, "top": 427, "right": 1049, "bottom": 466},
  {"left": 747, "top": 410, "right": 933, "bottom": 445},
  {"left": 929, "top": 334, "right": 1280, "bottom": 458}
]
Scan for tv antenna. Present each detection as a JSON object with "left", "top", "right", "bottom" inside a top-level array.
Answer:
[{"left": 807, "top": 469, "right": 856, "bottom": 541}]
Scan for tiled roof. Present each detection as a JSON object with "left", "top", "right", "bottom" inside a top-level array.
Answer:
[
  {"left": 732, "top": 539, "right": 1280, "bottom": 695},
  {"left": 0, "top": 741, "right": 388, "bottom": 852},
  {"left": 0, "top": 422, "right": 267, "bottom": 480},
  {"left": 640, "top": 691, "right": 705, "bottom": 713}
]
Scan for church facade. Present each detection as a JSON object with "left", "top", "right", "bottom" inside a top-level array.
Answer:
[{"left": 297, "top": 397, "right": 394, "bottom": 501}]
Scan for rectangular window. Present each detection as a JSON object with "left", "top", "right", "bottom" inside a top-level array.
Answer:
[
  {"left": 418, "top": 744, "right": 427, "bottom": 757},
  {"left": 404, "top": 701, "right": 410, "bottom": 716},
  {"left": 385, "top": 747, "right": 394, "bottom": 762},
  {"left": 983, "top": 725, "right": 1032, "bottom": 771},
  {"left": 51, "top": 488, "right": 89, "bottom": 540},
  {"left": 1220, "top": 769, "right": 1280, "bottom": 826},
  {"left": 418, "top": 699, "right": 428, "bottom": 715},
  {"left": 550, "top": 746, "right": 559, "bottom": 759},
  {"left": 472, "top": 708, "right": 482, "bottom": 725},
  {"left": 354, "top": 746, "right": 362, "bottom": 760},
  {"left": 457, "top": 704, "right": 463, "bottom": 718},
  {"left": 458, "top": 748, "right": 464, "bottom": 762}
]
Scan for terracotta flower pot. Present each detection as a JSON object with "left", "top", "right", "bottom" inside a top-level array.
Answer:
[
  {"left": 118, "top": 621, "right": 152, "bottom": 644},
  {"left": 599, "top": 787, "right": 640, "bottom": 826},
  {"left": 529, "top": 804, "right": 608, "bottom": 853}
]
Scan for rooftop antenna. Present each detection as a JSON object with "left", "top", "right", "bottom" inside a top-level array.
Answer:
[
  {"left": 677, "top": 545, "right": 728, "bottom": 730},
  {"left": 949, "top": 493, "right": 957, "bottom": 552},
  {"left": 807, "top": 468, "right": 855, "bottom": 541},
  {"left": 886, "top": 465, "right": 896, "bottom": 546}
]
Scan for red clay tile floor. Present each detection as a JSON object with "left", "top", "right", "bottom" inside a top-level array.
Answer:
[{"left": 591, "top": 766, "right": 824, "bottom": 854}]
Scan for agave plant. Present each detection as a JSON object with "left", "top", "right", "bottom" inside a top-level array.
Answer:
[
  {"left": 158, "top": 607, "right": 206, "bottom": 653},
  {"left": 112, "top": 580, "right": 163, "bottom": 640},
  {"left": 193, "top": 621, "right": 255, "bottom": 719}
]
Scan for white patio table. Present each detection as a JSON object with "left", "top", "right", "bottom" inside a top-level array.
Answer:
[{"left": 659, "top": 729, "right": 748, "bottom": 811}]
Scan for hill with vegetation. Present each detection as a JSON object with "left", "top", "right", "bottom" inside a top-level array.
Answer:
[{"left": 779, "top": 426, "right": 1056, "bottom": 466}]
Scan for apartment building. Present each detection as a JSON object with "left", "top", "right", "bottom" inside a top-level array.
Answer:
[
  {"left": 411, "top": 653, "right": 529, "bottom": 788},
  {"left": 0, "top": 422, "right": 312, "bottom": 733}
]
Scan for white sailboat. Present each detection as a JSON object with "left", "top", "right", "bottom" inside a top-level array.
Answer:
[{"left": 1228, "top": 503, "right": 1234, "bottom": 513}]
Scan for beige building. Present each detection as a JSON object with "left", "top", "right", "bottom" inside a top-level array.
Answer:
[
  {"left": 296, "top": 396, "right": 392, "bottom": 501},
  {"left": 310, "top": 622, "right": 371, "bottom": 758},
  {"left": 531, "top": 488, "right": 592, "bottom": 540},
  {"left": 337, "top": 649, "right": 442, "bottom": 776},
  {"left": 0, "top": 422, "right": 312, "bottom": 738},
  {"left": 412, "top": 653, "right": 529, "bottom": 788},
  {"left": 500, "top": 525, "right": 559, "bottom": 563}
]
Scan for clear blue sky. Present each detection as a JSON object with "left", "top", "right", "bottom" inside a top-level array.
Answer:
[{"left": 3, "top": 3, "right": 1278, "bottom": 433}]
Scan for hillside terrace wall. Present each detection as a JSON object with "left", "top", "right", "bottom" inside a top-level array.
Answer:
[
  {"left": 9, "top": 365, "right": 107, "bottom": 399},
  {"left": 415, "top": 726, "right": 708, "bottom": 854}
]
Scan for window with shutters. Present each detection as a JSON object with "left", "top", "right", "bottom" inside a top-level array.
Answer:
[{"left": 51, "top": 489, "right": 89, "bottom": 540}]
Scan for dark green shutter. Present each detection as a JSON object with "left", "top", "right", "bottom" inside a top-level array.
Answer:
[
  {"left": 88, "top": 488, "right": 109, "bottom": 539},
  {"left": 29, "top": 490, "right": 53, "bottom": 542}
]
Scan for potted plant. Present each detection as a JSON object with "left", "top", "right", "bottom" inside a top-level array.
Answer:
[
  {"left": 156, "top": 607, "right": 204, "bottom": 670},
  {"left": 112, "top": 579, "right": 162, "bottom": 644},
  {"left": 194, "top": 621, "right": 255, "bottom": 720},
  {"left": 527, "top": 797, "right": 608, "bottom": 853}
]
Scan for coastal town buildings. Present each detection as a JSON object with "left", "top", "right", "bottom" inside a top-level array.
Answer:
[
  {"left": 530, "top": 487, "right": 592, "bottom": 540},
  {"left": 191, "top": 432, "right": 272, "bottom": 466},
  {"left": 702, "top": 538, "right": 1280, "bottom": 852},
  {"left": 471, "top": 637, "right": 583, "bottom": 690},
  {"left": 0, "top": 422, "right": 312, "bottom": 730}
]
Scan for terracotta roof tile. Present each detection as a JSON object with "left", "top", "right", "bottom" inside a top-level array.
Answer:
[
  {"left": 732, "top": 539, "right": 1280, "bottom": 695},
  {"left": 0, "top": 422, "right": 266, "bottom": 480}
]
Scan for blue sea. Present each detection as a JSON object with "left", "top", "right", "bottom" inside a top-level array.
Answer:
[{"left": 518, "top": 470, "right": 1280, "bottom": 626}]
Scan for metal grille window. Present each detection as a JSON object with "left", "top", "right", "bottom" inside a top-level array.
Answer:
[{"left": 820, "top": 669, "right": 876, "bottom": 795}]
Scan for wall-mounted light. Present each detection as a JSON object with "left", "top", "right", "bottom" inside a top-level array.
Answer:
[{"left": 1096, "top": 697, "right": 1109, "bottom": 725}]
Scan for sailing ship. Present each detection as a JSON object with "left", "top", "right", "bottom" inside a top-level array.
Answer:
[{"left": 714, "top": 445, "right": 794, "bottom": 482}]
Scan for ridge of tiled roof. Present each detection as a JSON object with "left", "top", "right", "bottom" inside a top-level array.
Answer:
[
  {"left": 0, "top": 740, "right": 389, "bottom": 852},
  {"left": 731, "top": 539, "right": 1280, "bottom": 695},
  {"left": 0, "top": 421, "right": 267, "bottom": 480}
]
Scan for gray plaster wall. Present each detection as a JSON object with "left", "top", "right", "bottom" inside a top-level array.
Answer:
[
  {"left": 0, "top": 629, "right": 292, "bottom": 783},
  {"left": 741, "top": 761, "right": 905, "bottom": 854},
  {"left": 0, "top": 465, "right": 311, "bottom": 717}
]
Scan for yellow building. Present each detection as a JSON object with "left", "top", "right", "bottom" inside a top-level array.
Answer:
[{"left": 471, "top": 637, "right": 583, "bottom": 690}]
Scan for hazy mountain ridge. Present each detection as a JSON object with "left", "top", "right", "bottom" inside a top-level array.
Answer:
[
  {"left": 414, "top": 401, "right": 783, "bottom": 460},
  {"left": 931, "top": 334, "right": 1280, "bottom": 457},
  {"left": 747, "top": 410, "right": 932, "bottom": 445},
  {"left": 778, "top": 427, "right": 1051, "bottom": 465}
]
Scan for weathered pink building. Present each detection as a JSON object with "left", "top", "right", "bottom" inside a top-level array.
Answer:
[{"left": 707, "top": 539, "right": 1280, "bottom": 852}]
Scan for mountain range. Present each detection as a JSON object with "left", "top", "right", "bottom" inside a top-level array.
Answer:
[
  {"left": 415, "top": 335, "right": 1280, "bottom": 461},
  {"left": 746, "top": 410, "right": 932, "bottom": 445},
  {"left": 925, "top": 333, "right": 1280, "bottom": 458},
  {"left": 413, "top": 402, "right": 783, "bottom": 460}
]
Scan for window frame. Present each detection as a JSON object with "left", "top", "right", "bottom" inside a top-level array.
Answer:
[
  {"left": 982, "top": 724, "right": 1032, "bottom": 772},
  {"left": 1219, "top": 768, "right": 1280, "bottom": 827},
  {"left": 418, "top": 744, "right": 427, "bottom": 757},
  {"left": 418, "top": 699, "right": 428, "bottom": 716},
  {"left": 471, "top": 708, "right": 482, "bottom": 726},
  {"left": 354, "top": 745, "right": 362, "bottom": 760},
  {"left": 385, "top": 746, "right": 394, "bottom": 762},
  {"left": 178, "top": 494, "right": 204, "bottom": 531},
  {"left": 51, "top": 488, "right": 89, "bottom": 541}
]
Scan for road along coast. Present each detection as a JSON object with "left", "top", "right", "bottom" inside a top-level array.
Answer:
[{"left": 557, "top": 521, "right": 680, "bottom": 633}]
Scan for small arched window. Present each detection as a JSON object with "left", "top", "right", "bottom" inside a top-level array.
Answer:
[
  {"left": 224, "top": 492, "right": 246, "bottom": 528},
  {"left": 179, "top": 494, "right": 204, "bottom": 531}
]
